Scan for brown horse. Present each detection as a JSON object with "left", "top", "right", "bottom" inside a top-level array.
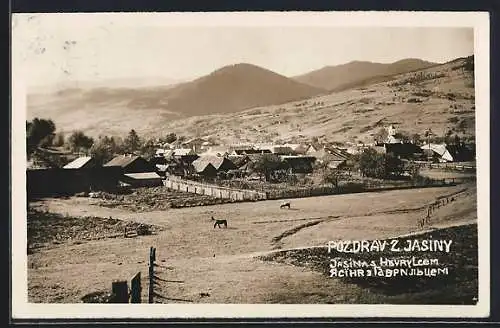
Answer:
[
  {"left": 212, "top": 216, "right": 228, "bottom": 228},
  {"left": 280, "top": 202, "right": 291, "bottom": 209}
]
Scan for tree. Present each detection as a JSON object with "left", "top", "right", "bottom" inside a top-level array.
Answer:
[
  {"left": 140, "top": 138, "right": 157, "bottom": 160},
  {"left": 394, "top": 130, "right": 410, "bottom": 143},
  {"left": 90, "top": 135, "right": 117, "bottom": 165},
  {"left": 374, "top": 128, "right": 388, "bottom": 144},
  {"left": 358, "top": 148, "right": 385, "bottom": 178},
  {"left": 123, "top": 129, "right": 141, "bottom": 154},
  {"left": 52, "top": 132, "right": 65, "bottom": 147},
  {"left": 357, "top": 148, "right": 404, "bottom": 179},
  {"left": 68, "top": 131, "right": 94, "bottom": 153},
  {"left": 26, "top": 118, "right": 56, "bottom": 155},
  {"left": 252, "top": 154, "right": 282, "bottom": 182},
  {"left": 405, "top": 161, "right": 421, "bottom": 181},
  {"left": 444, "top": 130, "right": 454, "bottom": 145},
  {"left": 464, "top": 55, "right": 474, "bottom": 73},
  {"left": 322, "top": 168, "right": 343, "bottom": 189},
  {"left": 384, "top": 153, "right": 404, "bottom": 178},
  {"left": 164, "top": 133, "right": 177, "bottom": 144},
  {"left": 411, "top": 133, "right": 421, "bottom": 145}
]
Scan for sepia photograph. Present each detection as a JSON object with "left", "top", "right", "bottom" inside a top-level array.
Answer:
[{"left": 11, "top": 11, "right": 489, "bottom": 319}]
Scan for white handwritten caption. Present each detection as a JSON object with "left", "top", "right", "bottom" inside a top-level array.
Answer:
[
  {"left": 327, "top": 239, "right": 453, "bottom": 254},
  {"left": 326, "top": 239, "right": 453, "bottom": 278}
]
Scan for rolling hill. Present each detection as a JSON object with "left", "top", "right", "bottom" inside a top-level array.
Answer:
[
  {"left": 293, "top": 59, "right": 439, "bottom": 91},
  {"left": 27, "top": 63, "right": 325, "bottom": 137},
  {"left": 161, "top": 63, "right": 325, "bottom": 116},
  {"left": 157, "top": 56, "right": 475, "bottom": 145},
  {"left": 26, "top": 57, "right": 475, "bottom": 144}
]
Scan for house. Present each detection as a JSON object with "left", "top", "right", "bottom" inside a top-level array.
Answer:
[
  {"left": 171, "top": 148, "right": 199, "bottom": 166},
  {"left": 63, "top": 156, "right": 96, "bottom": 169},
  {"left": 231, "top": 149, "right": 254, "bottom": 156},
  {"left": 306, "top": 143, "right": 323, "bottom": 155},
  {"left": 173, "top": 148, "right": 197, "bottom": 157},
  {"left": 27, "top": 166, "right": 123, "bottom": 197},
  {"left": 120, "top": 172, "right": 163, "bottom": 187},
  {"left": 231, "top": 148, "right": 272, "bottom": 156},
  {"left": 270, "top": 146, "right": 295, "bottom": 155},
  {"left": 191, "top": 160, "right": 218, "bottom": 177},
  {"left": 281, "top": 156, "right": 316, "bottom": 174},
  {"left": 284, "top": 143, "right": 309, "bottom": 155},
  {"left": 384, "top": 143, "right": 423, "bottom": 160},
  {"left": 104, "top": 155, "right": 155, "bottom": 173},
  {"left": 420, "top": 143, "right": 454, "bottom": 162},
  {"left": 228, "top": 155, "right": 251, "bottom": 168},
  {"left": 420, "top": 143, "right": 475, "bottom": 162},
  {"left": 323, "top": 147, "right": 351, "bottom": 168},
  {"left": 192, "top": 155, "right": 237, "bottom": 173},
  {"left": 247, "top": 148, "right": 272, "bottom": 154},
  {"left": 181, "top": 138, "right": 207, "bottom": 153},
  {"left": 386, "top": 135, "right": 402, "bottom": 144},
  {"left": 307, "top": 146, "right": 329, "bottom": 162},
  {"left": 446, "top": 144, "right": 475, "bottom": 162}
]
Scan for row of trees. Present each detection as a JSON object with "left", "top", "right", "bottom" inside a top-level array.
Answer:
[{"left": 26, "top": 118, "right": 181, "bottom": 166}]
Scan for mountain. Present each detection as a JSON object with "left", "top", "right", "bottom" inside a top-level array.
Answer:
[
  {"left": 159, "top": 63, "right": 325, "bottom": 116},
  {"left": 158, "top": 56, "right": 475, "bottom": 145},
  {"left": 28, "top": 77, "right": 184, "bottom": 95},
  {"left": 27, "top": 57, "right": 474, "bottom": 143},
  {"left": 27, "top": 63, "right": 325, "bottom": 137},
  {"left": 293, "top": 58, "right": 439, "bottom": 91}
]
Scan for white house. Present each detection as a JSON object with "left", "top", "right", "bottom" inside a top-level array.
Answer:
[{"left": 420, "top": 143, "right": 454, "bottom": 162}]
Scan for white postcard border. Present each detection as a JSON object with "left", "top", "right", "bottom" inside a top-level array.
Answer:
[{"left": 11, "top": 11, "right": 490, "bottom": 319}]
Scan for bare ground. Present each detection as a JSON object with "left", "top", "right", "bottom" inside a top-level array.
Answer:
[{"left": 27, "top": 183, "right": 477, "bottom": 303}]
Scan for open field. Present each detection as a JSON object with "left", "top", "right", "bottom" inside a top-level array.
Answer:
[{"left": 27, "top": 182, "right": 477, "bottom": 303}]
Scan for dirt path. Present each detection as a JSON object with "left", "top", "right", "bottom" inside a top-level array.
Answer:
[{"left": 27, "top": 183, "right": 478, "bottom": 303}]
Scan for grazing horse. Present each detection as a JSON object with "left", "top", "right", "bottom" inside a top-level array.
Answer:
[
  {"left": 212, "top": 216, "right": 228, "bottom": 229},
  {"left": 280, "top": 201, "right": 291, "bottom": 209}
]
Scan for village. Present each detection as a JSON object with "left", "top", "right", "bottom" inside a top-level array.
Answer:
[{"left": 27, "top": 123, "right": 476, "bottom": 203}]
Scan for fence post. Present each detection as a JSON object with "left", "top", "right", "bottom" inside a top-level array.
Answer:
[
  {"left": 148, "top": 247, "right": 156, "bottom": 304},
  {"left": 111, "top": 280, "right": 129, "bottom": 303},
  {"left": 130, "top": 272, "right": 141, "bottom": 303}
]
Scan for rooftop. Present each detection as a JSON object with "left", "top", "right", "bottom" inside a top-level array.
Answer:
[{"left": 63, "top": 156, "right": 93, "bottom": 169}]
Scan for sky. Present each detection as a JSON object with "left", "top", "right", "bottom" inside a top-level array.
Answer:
[{"left": 12, "top": 13, "right": 475, "bottom": 88}]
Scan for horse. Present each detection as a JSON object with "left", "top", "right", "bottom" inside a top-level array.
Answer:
[
  {"left": 280, "top": 201, "right": 291, "bottom": 209},
  {"left": 212, "top": 216, "right": 228, "bottom": 229}
]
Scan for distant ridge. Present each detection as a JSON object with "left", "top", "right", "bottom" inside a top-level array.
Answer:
[{"left": 293, "top": 58, "right": 439, "bottom": 91}]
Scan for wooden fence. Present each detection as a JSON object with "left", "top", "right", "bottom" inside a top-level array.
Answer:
[
  {"left": 414, "top": 161, "right": 476, "bottom": 171},
  {"left": 164, "top": 175, "right": 461, "bottom": 202},
  {"left": 164, "top": 176, "right": 267, "bottom": 201}
]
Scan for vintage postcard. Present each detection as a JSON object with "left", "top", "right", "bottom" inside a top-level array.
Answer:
[{"left": 11, "top": 11, "right": 490, "bottom": 320}]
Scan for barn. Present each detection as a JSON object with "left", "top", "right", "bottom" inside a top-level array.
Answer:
[
  {"left": 103, "top": 155, "right": 155, "bottom": 173},
  {"left": 63, "top": 156, "right": 97, "bottom": 169},
  {"left": 191, "top": 159, "right": 218, "bottom": 177},
  {"left": 120, "top": 172, "right": 163, "bottom": 187},
  {"left": 192, "top": 155, "right": 237, "bottom": 173}
]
